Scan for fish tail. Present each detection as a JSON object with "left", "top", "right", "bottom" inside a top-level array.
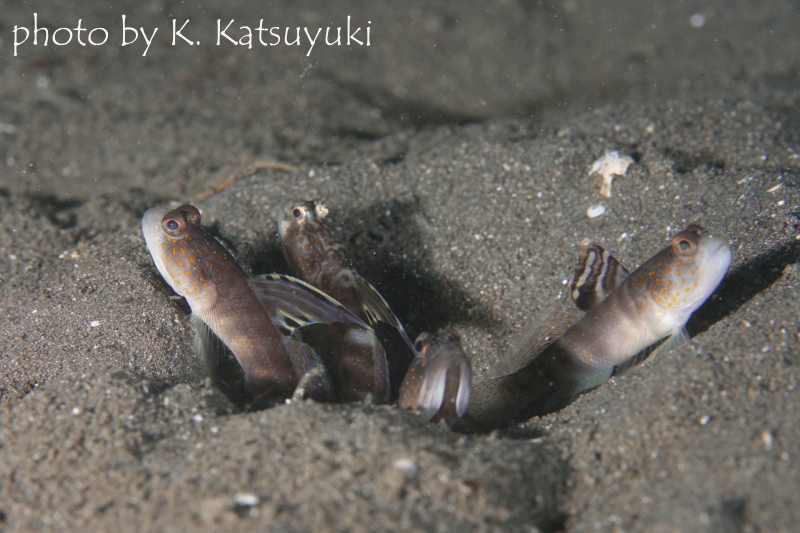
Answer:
[{"left": 462, "top": 376, "right": 522, "bottom": 430}]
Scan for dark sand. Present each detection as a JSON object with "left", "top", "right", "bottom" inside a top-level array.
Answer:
[{"left": 1, "top": 1, "right": 799, "bottom": 531}]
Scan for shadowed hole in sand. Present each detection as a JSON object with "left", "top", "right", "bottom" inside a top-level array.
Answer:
[
  {"left": 328, "top": 74, "right": 487, "bottom": 128},
  {"left": 25, "top": 194, "right": 82, "bottom": 229},
  {"left": 713, "top": 498, "right": 747, "bottom": 533},
  {"left": 663, "top": 147, "right": 726, "bottom": 174},
  {"left": 246, "top": 198, "right": 499, "bottom": 397}
]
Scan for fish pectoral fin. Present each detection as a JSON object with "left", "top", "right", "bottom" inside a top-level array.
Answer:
[
  {"left": 416, "top": 362, "right": 449, "bottom": 421},
  {"left": 191, "top": 313, "right": 247, "bottom": 400},
  {"left": 494, "top": 305, "right": 583, "bottom": 377},
  {"left": 551, "top": 367, "right": 614, "bottom": 407},
  {"left": 456, "top": 361, "right": 473, "bottom": 419},
  {"left": 516, "top": 366, "right": 616, "bottom": 421},
  {"left": 570, "top": 241, "right": 630, "bottom": 312},
  {"left": 190, "top": 310, "right": 231, "bottom": 370},
  {"left": 400, "top": 358, "right": 448, "bottom": 421},
  {"left": 354, "top": 276, "right": 416, "bottom": 352},
  {"left": 191, "top": 313, "right": 219, "bottom": 370},
  {"left": 617, "top": 326, "right": 689, "bottom": 374},
  {"left": 249, "top": 274, "right": 371, "bottom": 337},
  {"left": 282, "top": 338, "right": 334, "bottom": 402},
  {"left": 651, "top": 326, "right": 689, "bottom": 361}
]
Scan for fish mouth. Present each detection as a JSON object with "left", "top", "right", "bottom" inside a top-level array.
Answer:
[
  {"left": 277, "top": 200, "right": 300, "bottom": 240},
  {"left": 142, "top": 206, "right": 175, "bottom": 287},
  {"left": 678, "top": 234, "right": 732, "bottom": 311},
  {"left": 698, "top": 235, "right": 733, "bottom": 289},
  {"left": 142, "top": 206, "right": 169, "bottom": 250}
]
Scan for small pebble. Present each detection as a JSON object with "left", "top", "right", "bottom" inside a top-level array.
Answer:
[
  {"left": 760, "top": 430, "right": 773, "bottom": 451},
  {"left": 689, "top": 13, "right": 706, "bottom": 29}
]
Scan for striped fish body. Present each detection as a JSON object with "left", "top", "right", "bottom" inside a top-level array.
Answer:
[
  {"left": 143, "top": 205, "right": 369, "bottom": 404},
  {"left": 278, "top": 199, "right": 413, "bottom": 402},
  {"left": 462, "top": 225, "right": 732, "bottom": 430},
  {"left": 400, "top": 332, "right": 472, "bottom": 429}
]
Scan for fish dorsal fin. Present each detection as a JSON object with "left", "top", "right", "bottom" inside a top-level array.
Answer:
[
  {"left": 570, "top": 240, "right": 630, "bottom": 312},
  {"left": 354, "top": 277, "right": 416, "bottom": 352},
  {"left": 282, "top": 338, "right": 334, "bottom": 402},
  {"left": 493, "top": 306, "right": 583, "bottom": 377},
  {"left": 248, "top": 274, "right": 371, "bottom": 337}
]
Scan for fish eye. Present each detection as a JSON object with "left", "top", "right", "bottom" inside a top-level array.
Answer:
[
  {"left": 292, "top": 208, "right": 303, "bottom": 219},
  {"left": 414, "top": 340, "right": 423, "bottom": 352},
  {"left": 672, "top": 231, "right": 698, "bottom": 254},
  {"left": 161, "top": 213, "right": 186, "bottom": 236}
]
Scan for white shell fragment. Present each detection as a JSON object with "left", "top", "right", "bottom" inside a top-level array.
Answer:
[
  {"left": 589, "top": 151, "right": 634, "bottom": 198},
  {"left": 232, "top": 493, "right": 260, "bottom": 507},
  {"left": 586, "top": 204, "right": 607, "bottom": 218},
  {"left": 393, "top": 458, "right": 418, "bottom": 476}
]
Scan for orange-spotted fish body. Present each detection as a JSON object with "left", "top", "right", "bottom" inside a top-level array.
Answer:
[
  {"left": 143, "top": 205, "right": 369, "bottom": 404},
  {"left": 279, "top": 200, "right": 359, "bottom": 310},
  {"left": 143, "top": 204, "right": 297, "bottom": 399},
  {"left": 278, "top": 199, "right": 413, "bottom": 403},
  {"left": 400, "top": 332, "right": 472, "bottom": 429},
  {"left": 462, "top": 225, "right": 732, "bottom": 430}
]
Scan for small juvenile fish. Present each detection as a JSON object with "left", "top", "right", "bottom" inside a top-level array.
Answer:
[
  {"left": 142, "top": 204, "right": 370, "bottom": 405},
  {"left": 399, "top": 331, "right": 472, "bottom": 429},
  {"left": 278, "top": 199, "right": 414, "bottom": 402},
  {"left": 462, "top": 224, "right": 732, "bottom": 430}
]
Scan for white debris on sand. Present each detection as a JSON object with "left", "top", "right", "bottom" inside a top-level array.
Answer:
[
  {"left": 589, "top": 151, "right": 634, "bottom": 198},
  {"left": 586, "top": 204, "right": 607, "bottom": 218},
  {"left": 393, "top": 458, "right": 418, "bottom": 476},
  {"left": 690, "top": 13, "right": 707, "bottom": 29},
  {"left": 231, "top": 493, "right": 260, "bottom": 507}
]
